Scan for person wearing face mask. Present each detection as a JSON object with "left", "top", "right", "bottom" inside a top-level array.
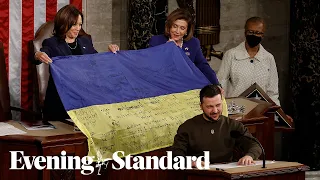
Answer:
[
  {"left": 217, "top": 17, "right": 281, "bottom": 105},
  {"left": 172, "top": 84, "right": 262, "bottom": 165},
  {"left": 148, "top": 8, "right": 220, "bottom": 85},
  {"left": 34, "top": 5, "right": 119, "bottom": 120}
]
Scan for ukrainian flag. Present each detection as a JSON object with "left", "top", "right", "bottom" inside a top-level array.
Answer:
[{"left": 50, "top": 42, "right": 226, "bottom": 160}]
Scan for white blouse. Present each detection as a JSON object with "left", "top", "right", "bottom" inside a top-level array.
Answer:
[{"left": 217, "top": 42, "right": 280, "bottom": 106}]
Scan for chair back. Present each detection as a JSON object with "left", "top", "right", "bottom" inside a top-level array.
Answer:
[
  {"left": 0, "top": 102, "right": 4, "bottom": 121},
  {"left": 0, "top": 41, "right": 12, "bottom": 120},
  {"left": 31, "top": 21, "right": 54, "bottom": 109}
]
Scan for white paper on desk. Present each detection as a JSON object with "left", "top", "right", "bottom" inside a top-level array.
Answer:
[
  {"left": 209, "top": 160, "right": 276, "bottom": 169},
  {"left": 65, "top": 118, "right": 73, "bottom": 123},
  {"left": 22, "top": 126, "right": 55, "bottom": 130},
  {"left": 0, "top": 122, "right": 26, "bottom": 136},
  {"left": 19, "top": 121, "right": 55, "bottom": 130}
]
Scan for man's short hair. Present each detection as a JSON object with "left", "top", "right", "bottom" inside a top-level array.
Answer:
[
  {"left": 200, "top": 84, "right": 221, "bottom": 103},
  {"left": 244, "top": 17, "right": 266, "bottom": 30}
]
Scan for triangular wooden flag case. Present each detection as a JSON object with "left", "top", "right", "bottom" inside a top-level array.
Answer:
[{"left": 239, "top": 83, "right": 294, "bottom": 128}]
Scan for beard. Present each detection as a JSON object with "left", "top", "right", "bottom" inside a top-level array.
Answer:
[{"left": 203, "top": 112, "right": 221, "bottom": 121}]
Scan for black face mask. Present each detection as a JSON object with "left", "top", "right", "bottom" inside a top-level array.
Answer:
[{"left": 246, "top": 35, "right": 262, "bottom": 47}]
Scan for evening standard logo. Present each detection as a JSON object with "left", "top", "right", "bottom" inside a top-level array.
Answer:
[{"left": 10, "top": 151, "right": 210, "bottom": 175}]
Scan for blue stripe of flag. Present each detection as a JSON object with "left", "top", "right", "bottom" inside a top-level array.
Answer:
[{"left": 50, "top": 42, "right": 210, "bottom": 111}]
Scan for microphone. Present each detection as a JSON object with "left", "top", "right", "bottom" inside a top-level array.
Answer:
[
  {"left": 230, "top": 130, "right": 266, "bottom": 168},
  {"left": 250, "top": 60, "right": 253, "bottom": 63}
]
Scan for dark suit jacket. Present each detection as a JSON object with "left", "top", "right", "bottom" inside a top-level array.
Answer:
[
  {"left": 40, "top": 35, "right": 97, "bottom": 57},
  {"left": 149, "top": 35, "right": 219, "bottom": 85},
  {"left": 39, "top": 35, "right": 97, "bottom": 120}
]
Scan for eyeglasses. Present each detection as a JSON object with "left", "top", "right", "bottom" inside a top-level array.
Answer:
[{"left": 246, "top": 30, "right": 264, "bottom": 36}]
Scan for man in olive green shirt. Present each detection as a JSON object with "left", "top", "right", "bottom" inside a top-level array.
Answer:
[{"left": 172, "top": 84, "right": 262, "bottom": 165}]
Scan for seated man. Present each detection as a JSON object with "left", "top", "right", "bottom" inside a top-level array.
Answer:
[{"left": 172, "top": 84, "right": 262, "bottom": 165}]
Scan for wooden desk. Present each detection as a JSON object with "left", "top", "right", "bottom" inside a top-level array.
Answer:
[
  {"left": 0, "top": 121, "right": 87, "bottom": 180},
  {"left": 186, "top": 161, "right": 308, "bottom": 180},
  {"left": 226, "top": 97, "right": 278, "bottom": 160},
  {"left": 0, "top": 98, "right": 277, "bottom": 180}
]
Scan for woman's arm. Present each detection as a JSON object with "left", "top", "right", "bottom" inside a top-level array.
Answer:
[
  {"left": 266, "top": 55, "right": 280, "bottom": 106},
  {"left": 34, "top": 39, "right": 53, "bottom": 64},
  {"left": 193, "top": 39, "right": 219, "bottom": 84},
  {"left": 148, "top": 36, "right": 157, "bottom": 47},
  {"left": 217, "top": 50, "right": 232, "bottom": 92}
]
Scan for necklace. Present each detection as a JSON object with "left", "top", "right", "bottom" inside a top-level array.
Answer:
[
  {"left": 67, "top": 39, "right": 77, "bottom": 49},
  {"left": 177, "top": 38, "right": 183, "bottom": 48},
  {"left": 169, "top": 38, "right": 183, "bottom": 48},
  {"left": 178, "top": 40, "right": 183, "bottom": 49}
]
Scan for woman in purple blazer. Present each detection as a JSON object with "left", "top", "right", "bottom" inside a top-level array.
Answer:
[
  {"left": 149, "top": 8, "right": 219, "bottom": 85},
  {"left": 34, "top": 5, "right": 119, "bottom": 120}
]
